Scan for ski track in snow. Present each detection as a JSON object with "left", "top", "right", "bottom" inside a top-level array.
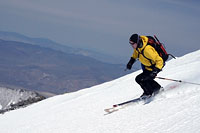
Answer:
[{"left": 0, "top": 50, "right": 200, "bottom": 133}]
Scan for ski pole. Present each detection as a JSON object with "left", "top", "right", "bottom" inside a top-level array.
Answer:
[
  {"left": 154, "top": 35, "right": 161, "bottom": 44},
  {"left": 156, "top": 77, "right": 200, "bottom": 86}
]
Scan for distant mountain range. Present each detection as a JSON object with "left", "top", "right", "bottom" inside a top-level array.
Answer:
[
  {"left": 0, "top": 31, "right": 125, "bottom": 64},
  {"left": 0, "top": 36, "right": 128, "bottom": 95}
]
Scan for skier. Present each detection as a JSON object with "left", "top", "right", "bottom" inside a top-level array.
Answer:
[{"left": 126, "top": 34, "right": 164, "bottom": 99}]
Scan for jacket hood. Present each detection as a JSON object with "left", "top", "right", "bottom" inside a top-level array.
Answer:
[{"left": 137, "top": 36, "right": 148, "bottom": 52}]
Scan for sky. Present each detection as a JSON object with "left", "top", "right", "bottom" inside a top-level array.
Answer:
[{"left": 0, "top": 0, "right": 200, "bottom": 62}]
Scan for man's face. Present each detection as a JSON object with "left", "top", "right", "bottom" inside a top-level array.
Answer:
[{"left": 129, "top": 41, "right": 137, "bottom": 49}]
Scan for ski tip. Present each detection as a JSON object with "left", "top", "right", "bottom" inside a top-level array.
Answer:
[{"left": 113, "top": 105, "right": 118, "bottom": 107}]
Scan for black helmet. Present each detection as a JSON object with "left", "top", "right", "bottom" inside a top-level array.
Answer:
[
  {"left": 129, "top": 34, "right": 143, "bottom": 48},
  {"left": 130, "top": 34, "right": 139, "bottom": 44}
]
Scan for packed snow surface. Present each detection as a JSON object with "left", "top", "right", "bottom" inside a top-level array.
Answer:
[{"left": 0, "top": 50, "right": 200, "bottom": 133}]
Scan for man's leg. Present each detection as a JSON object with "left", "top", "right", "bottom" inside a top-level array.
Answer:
[
  {"left": 148, "top": 79, "right": 161, "bottom": 92},
  {"left": 135, "top": 72, "right": 154, "bottom": 95}
]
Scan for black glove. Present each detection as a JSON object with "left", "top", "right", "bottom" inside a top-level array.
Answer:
[
  {"left": 149, "top": 67, "right": 161, "bottom": 79},
  {"left": 126, "top": 57, "right": 135, "bottom": 70}
]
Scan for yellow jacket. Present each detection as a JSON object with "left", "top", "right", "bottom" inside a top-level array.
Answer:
[{"left": 132, "top": 36, "right": 164, "bottom": 71}]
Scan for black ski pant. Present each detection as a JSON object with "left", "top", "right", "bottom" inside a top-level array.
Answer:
[{"left": 135, "top": 69, "right": 161, "bottom": 95}]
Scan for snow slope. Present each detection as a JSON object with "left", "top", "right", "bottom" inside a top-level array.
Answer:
[{"left": 0, "top": 50, "right": 200, "bottom": 133}]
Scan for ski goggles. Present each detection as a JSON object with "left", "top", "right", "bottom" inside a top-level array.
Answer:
[{"left": 129, "top": 41, "right": 136, "bottom": 45}]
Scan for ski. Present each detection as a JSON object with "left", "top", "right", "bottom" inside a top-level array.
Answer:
[
  {"left": 104, "top": 97, "right": 146, "bottom": 114},
  {"left": 104, "top": 88, "right": 164, "bottom": 114}
]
